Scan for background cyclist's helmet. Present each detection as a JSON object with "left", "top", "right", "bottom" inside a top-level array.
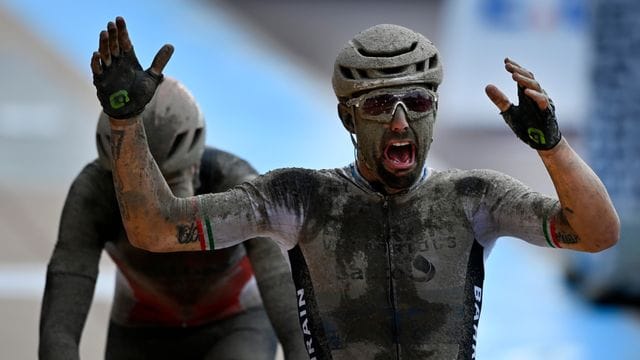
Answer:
[
  {"left": 96, "top": 77, "right": 205, "bottom": 174},
  {"left": 332, "top": 24, "right": 443, "bottom": 102}
]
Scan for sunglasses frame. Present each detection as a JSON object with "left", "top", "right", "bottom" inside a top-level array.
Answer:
[{"left": 345, "top": 86, "right": 438, "bottom": 123}]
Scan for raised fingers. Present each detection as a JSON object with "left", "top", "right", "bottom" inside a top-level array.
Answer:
[
  {"left": 149, "top": 44, "right": 175, "bottom": 75},
  {"left": 90, "top": 51, "right": 102, "bottom": 76},
  {"left": 504, "top": 58, "right": 550, "bottom": 110},
  {"left": 95, "top": 17, "right": 132, "bottom": 74},
  {"left": 116, "top": 16, "right": 133, "bottom": 53},
  {"left": 485, "top": 84, "right": 512, "bottom": 112},
  {"left": 504, "top": 58, "right": 534, "bottom": 78},
  {"left": 107, "top": 21, "right": 120, "bottom": 57},
  {"left": 505, "top": 59, "right": 542, "bottom": 91},
  {"left": 98, "top": 30, "right": 111, "bottom": 67},
  {"left": 512, "top": 72, "right": 542, "bottom": 92},
  {"left": 523, "top": 88, "right": 549, "bottom": 110}
]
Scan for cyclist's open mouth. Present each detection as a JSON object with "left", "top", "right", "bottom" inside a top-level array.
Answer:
[{"left": 383, "top": 140, "right": 416, "bottom": 172}]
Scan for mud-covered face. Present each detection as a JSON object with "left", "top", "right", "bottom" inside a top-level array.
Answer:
[
  {"left": 164, "top": 164, "right": 199, "bottom": 198},
  {"left": 350, "top": 86, "right": 437, "bottom": 193}
]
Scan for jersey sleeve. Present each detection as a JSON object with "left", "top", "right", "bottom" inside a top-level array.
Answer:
[
  {"left": 199, "top": 150, "right": 307, "bottom": 355},
  {"left": 39, "top": 162, "right": 119, "bottom": 359},
  {"left": 462, "top": 169, "right": 561, "bottom": 248},
  {"left": 195, "top": 168, "right": 311, "bottom": 251}
]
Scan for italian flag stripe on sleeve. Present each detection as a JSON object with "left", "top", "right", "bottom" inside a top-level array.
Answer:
[
  {"left": 193, "top": 197, "right": 215, "bottom": 251},
  {"left": 196, "top": 218, "right": 206, "bottom": 250},
  {"left": 543, "top": 215, "right": 561, "bottom": 248}
]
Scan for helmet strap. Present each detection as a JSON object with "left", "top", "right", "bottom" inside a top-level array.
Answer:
[
  {"left": 350, "top": 127, "right": 374, "bottom": 173},
  {"left": 350, "top": 132, "right": 358, "bottom": 163}
]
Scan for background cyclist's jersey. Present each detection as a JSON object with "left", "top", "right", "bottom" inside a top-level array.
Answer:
[
  {"left": 196, "top": 164, "right": 560, "bottom": 359},
  {"left": 47, "top": 147, "right": 262, "bottom": 328}
]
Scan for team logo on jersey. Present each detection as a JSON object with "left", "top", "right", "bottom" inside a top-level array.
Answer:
[{"left": 412, "top": 254, "right": 436, "bottom": 282}]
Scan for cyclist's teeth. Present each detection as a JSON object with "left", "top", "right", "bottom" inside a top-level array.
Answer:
[{"left": 387, "top": 143, "right": 412, "bottom": 163}]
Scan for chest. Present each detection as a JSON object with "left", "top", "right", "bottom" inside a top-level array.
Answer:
[
  {"left": 303, "top": 187, "right": 476, "bottom": 288},
  {"left": 292, "top": 185, "right": 485, "bottom": 357}
]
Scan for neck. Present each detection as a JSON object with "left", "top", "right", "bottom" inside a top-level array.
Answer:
[{"left": 356, "top": 160, "right": 405, "bottom": 195}]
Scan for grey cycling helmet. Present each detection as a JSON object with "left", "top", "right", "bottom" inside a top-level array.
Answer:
[
  {"left": 96, "top": 77, "right": 205, "bottom": 173},
  {"left": 332, "top": 24, "right": 443, "bottom": 101}
]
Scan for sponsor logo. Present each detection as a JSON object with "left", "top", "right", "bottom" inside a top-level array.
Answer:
[
  {"left": 109, "top": 89, "right": 130, "bottom": 110},
  {"left": 297, "top": 288, "right": 317, "bottom": 360},
  {"left": 471, "top": 285, "right": 482, "bottom": 359}
]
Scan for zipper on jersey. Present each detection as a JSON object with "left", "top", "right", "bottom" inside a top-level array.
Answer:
[{"left": 383, "top": 197, "right": 401, "bottom": 359}]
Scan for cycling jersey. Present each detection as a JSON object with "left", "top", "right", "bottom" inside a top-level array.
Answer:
[{"left": 195, "top": 164, "right": 560, "bottom": 359}]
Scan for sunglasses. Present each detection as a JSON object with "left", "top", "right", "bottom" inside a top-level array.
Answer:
[{"left": 345, "top": 87, "right": 437, "bottom": 123}]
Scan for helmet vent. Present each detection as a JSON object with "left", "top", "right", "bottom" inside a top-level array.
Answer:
[
  {"left": 168, "top": 131, "right": 187, "bottom": 158},
  {"left": 379, "top": 65, "right": 408, "bottom": 75},
  {"left": 340, "top": 66, "right": 355, "bottom": 79},
  {"left": 356, "top": 41, "right": 418, "bottom": 58},
  {"left": 428, "top": 54, "right": 438, "bottom": 69},
  {"left": 189, "top": 127, "right": 203, "bottom": 151},
  {"left": 416, "top": 60, "right": 425, "bottom": 72},
  {"left": 356, "top": 69, "right": 369, "bottom": 79}
]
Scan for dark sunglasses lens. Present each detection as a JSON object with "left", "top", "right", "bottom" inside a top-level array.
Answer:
[
  {"left": 361, "top": 93, "right": 398, "bottom": 116},
  {"left": 402, "top": 91, "right": 433, "bottom": 112}
]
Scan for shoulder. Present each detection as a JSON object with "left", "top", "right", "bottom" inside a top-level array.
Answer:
[
  {"left": 426, "top": 168, "right": 523, "bottom": 196},
  {"left": 63, "top": 160, "right": 118, "bottom": 217},
  {"left": 69, "top": 160, "right": 114, "bottom": 193},
  {"left": 249, "top": 167, "right": 341, "bottom": 193},
  {"left": 260, "top": 167, "right": 340, "bottom": 184},
  {"left": 429, "top": 168, "right": 518, "bottom": 182}
]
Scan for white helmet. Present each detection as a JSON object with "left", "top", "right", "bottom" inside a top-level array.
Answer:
[{"left": 332, "top": 24, "right": 443, "bottom": 101}]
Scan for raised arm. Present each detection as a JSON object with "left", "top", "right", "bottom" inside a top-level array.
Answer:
[
  {"left": 485, "top": 58, "right": 619, "bottom": 252},
  {"left": 90, "top": 17, "right": 199, "bottom": 252}
]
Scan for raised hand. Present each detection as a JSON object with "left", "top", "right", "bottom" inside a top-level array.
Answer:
[
  {"left": 90, "top": 16, "right": 174, "bottom": 119},
  {"left": 485, "top": 58, "right": 561, "bottom": 150}
]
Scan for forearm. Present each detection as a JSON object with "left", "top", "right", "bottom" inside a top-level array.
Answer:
[
  {"left": 538, "top": 137, "right": 620, "bottom": 251},
  {"left": 109, "top": 117, "right": 199, "bottom": 252},
  {"left": 39, "top": 272, "right": 96, "bottom": 360},
  {"left": 245, "top": 238, "right": 306, "bottom": 359}
]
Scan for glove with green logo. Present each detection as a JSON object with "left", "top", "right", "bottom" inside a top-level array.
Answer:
[
  {"left": 501, "top": 86, "right": 561, "bottom": 150},
  {"left": 93, "top": 47, "right": 163, "bottom": 120}
]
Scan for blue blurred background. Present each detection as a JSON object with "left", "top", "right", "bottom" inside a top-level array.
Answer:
[{"left": 0, "top": 0, "right": 638, "bottom": 359}]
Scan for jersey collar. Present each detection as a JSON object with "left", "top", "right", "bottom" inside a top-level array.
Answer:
[{"left": 347, "top": 162, "right": 430, "bottom": 194}]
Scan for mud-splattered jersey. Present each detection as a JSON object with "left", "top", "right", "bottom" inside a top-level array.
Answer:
[{"left": 195, "top": 164, "right": 560, "bottom": 359}]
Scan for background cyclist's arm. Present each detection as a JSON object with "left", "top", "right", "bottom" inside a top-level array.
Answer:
[
  {"left": 39, "top": 164, "right": 117, "bottom": 359},
  {"left": 485, "top": 58, "right": 619, "bottom": 252},
  {"left": 245, "top": 239, "right": 307, "bottom": 359}
]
